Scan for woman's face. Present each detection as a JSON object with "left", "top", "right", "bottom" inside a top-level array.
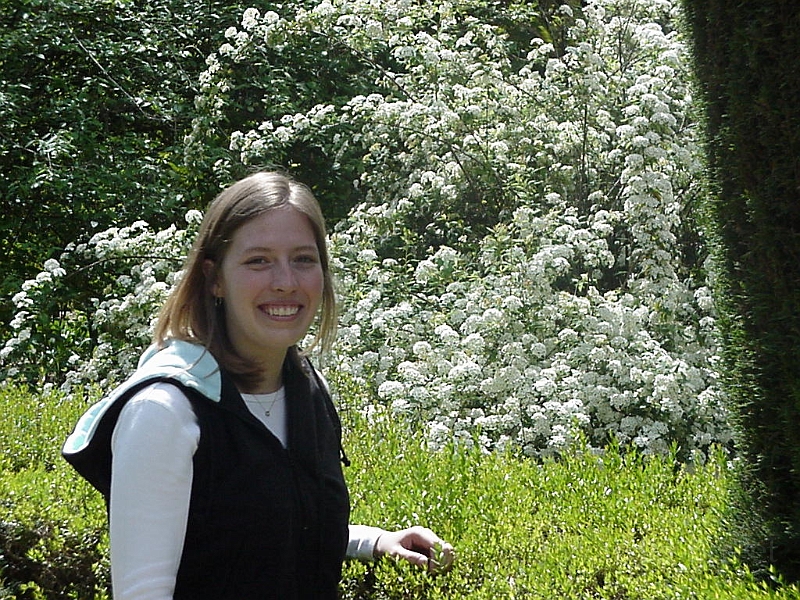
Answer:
[{"left": 212, "top": 206, "right": 324, "bottom": 368}]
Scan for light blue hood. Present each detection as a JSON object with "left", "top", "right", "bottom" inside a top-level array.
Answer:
[{"left": 62, "top": 339, "right": 221, "bottom": 456}]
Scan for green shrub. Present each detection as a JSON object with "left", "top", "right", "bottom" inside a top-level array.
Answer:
[
  {"left": 0, "top": 385, "right": 108, "bottom": 599},
  {"left": 2, "top": 385, "right": 799, "bottom": 599},
  {"left": 0, "top": 385, "right": 91, "bottom": 473},
  {"left": 0, "top": 469, "right": 108, "bottom": 600},
  {"left": 341, "top": 407, "right": 799, "bottom": 599}
]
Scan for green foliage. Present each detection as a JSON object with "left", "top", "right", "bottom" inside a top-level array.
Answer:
[
  {"left": 341, "top": 405, "right": 793, "bottom": 599},
  {"left": 0, "top": 469, "right": 109, "bottom": 600},
  {"left": 0, "top": 0, "right": 261, "bottom": 325},
  {"left": 0, "top": 384, "right": 85, "bottom": 473},
  {"left": 0, "top": 383, "right": 797, "bottom": 599},
  {"left": 0, "top": 385, "right": 108, "bottom": 599},
  {"left": 681, "top": 0, "right": 800, "bottom": 579}
]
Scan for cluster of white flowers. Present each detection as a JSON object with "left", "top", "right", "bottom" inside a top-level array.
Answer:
[
  {"left": 1, "top": 210, "right": 198, "bottom": 392},
  {"left": 245, "top": 0, "right": 723, "bottom": 457},
  {"left": 325, "top": 201, "right": 727, "bottom": 457},
  {"left": 3, "top": 0, "right": 733, "bottom": 458}
]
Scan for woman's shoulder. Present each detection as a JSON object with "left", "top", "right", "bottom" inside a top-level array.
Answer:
[
  {"left": 62, "top": 340, "right": 219, "bottom": 462},
  {"left": 116, "top": 380, "right": 200, "bottom": 446},
  {"left": 127, "top": 380, "right": 196, "bottom": 414},
  {"left": 134, "top": 339, "right": 222, "bottom": 402}
]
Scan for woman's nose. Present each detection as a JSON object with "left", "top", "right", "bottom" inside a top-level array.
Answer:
[{"left": 271, "top": 260, "right": 297, "bottom": 291}]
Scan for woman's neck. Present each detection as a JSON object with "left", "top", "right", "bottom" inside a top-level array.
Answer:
[{"left": 243, "top": 349, "right": 288, "bottom": 394}]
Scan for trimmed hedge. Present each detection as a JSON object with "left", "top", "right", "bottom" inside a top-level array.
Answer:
[
  {"left": 2, "top": 384, "right": 799, "bottom": 598},
  {"left": 0, "top": 386, "right": 108, "bottom": 599}
]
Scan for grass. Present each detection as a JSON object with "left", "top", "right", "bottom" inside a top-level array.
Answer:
[{"left": 1, "top": 382, "right": 799, "bottom": 599}]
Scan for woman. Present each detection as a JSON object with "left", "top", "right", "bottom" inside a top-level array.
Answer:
[{"left": 63, "top": 171, "right": 454, "bottom": 599}]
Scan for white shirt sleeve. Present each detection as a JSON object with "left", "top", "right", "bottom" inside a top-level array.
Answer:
[
  {"left": 346, "top": 524, "right": 386, "bottom": 560},
  {"left": 109, "top": 382, "right": 199, "bottom": 600}
]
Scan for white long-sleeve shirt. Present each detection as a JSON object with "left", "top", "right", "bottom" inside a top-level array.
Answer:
[{"left": 109, "top": 381, "right": 383, "bottom": 600}]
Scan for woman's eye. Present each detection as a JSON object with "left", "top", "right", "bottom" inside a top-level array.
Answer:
[{"left": 295, "top": 254, "right": 319, "bottom": 265}]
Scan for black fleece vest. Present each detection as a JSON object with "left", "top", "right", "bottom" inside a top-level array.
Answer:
[{"left": 65, "top": 351, "right": 350, "bottom": 600}]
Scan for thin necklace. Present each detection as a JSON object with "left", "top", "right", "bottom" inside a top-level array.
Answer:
[
  {"left": 244, "top": 391, "right": 282, "bottom": 417},
  {"left": 262, "top": 394, "right": 280, "bottom": 417}
]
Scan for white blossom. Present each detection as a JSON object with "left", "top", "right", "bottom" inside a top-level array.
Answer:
[{"left": 2, "top": 0, "right": 732, "bottom": 459}]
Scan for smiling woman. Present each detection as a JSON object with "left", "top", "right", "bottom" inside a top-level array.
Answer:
[
  {"left": 208, "top": 207, "right": 325, "bottom": 393},
  {"left": 61, "top": 171, "right": 454, "bottom": 600},
  {"left": 154, "top": 171, "right": 339, "bottom": 392}
]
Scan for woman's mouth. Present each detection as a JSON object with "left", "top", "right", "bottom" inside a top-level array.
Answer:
[{"left": 263, "top": 304, "right": 301, "bottom": 317}]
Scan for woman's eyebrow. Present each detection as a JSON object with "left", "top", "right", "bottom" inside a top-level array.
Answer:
[{"left": 242, "top": 244, "right": 319, "bottom": 253}]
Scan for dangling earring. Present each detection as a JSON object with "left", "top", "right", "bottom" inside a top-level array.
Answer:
[{"left": 214, "top": 296, "right": 224, "bottom": 308}]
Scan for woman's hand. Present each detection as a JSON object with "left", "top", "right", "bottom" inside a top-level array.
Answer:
[{"left": 374, "top": 526, "right": 455, "bottom": 574}]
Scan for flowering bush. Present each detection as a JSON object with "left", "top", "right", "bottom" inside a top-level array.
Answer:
[
  {"left": 328, "top": 203, "right": 724, "bottom": 458},
  {"left": 1, "top": 0, "right": 733, "bottom": 457},
  {"left": 1, "top": 212, "right": 201, "bottom": 391}
]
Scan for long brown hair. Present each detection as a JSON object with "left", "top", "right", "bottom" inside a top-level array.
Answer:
[{"left": 153, "top": 171, "right": 337, "bottom": 384}]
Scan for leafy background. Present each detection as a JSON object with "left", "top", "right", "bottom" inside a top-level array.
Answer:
[
  {"left": 1, "top": 0, "right": 796, "bottom": 596},
  {"left": 4, "top": 0, "right": 727, "bottom": 458}
]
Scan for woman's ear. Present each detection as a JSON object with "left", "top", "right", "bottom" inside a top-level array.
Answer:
[{"left": 203, "top": 259, "right": 222, "bottom": 298}]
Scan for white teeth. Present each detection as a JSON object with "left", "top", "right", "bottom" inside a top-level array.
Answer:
[{"left": 265, "top": 305, "right": 299, "bottom": 317}]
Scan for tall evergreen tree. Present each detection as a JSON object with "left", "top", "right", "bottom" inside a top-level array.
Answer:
[{"left": 682, "top": 0, "right": 800, "bottom": 579}]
